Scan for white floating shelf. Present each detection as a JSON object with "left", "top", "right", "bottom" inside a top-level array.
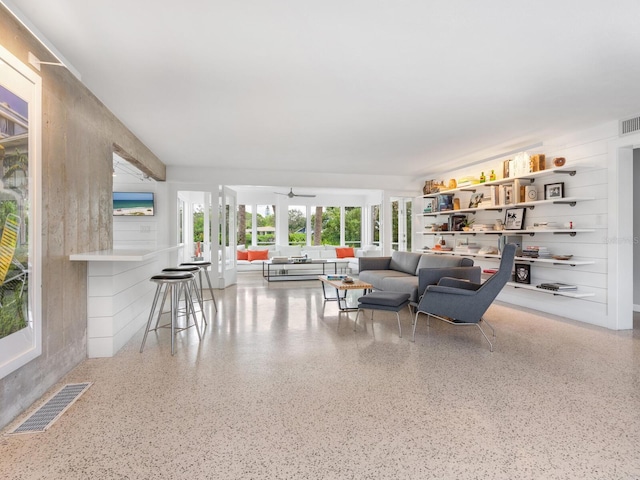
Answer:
[
  {"left": 505, "top": 282, "right": 594, "bottom": 298},
  {"left": 417, "top": 250, "right": 594, "bottom": 266}
]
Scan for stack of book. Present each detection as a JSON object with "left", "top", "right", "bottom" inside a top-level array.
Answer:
[
  {"left": 521, "top": 246, "right": 551, "bottom": 259},
  {"left": 326, "top": 275, "right": 347, "bottom": 281},
  {"left": 536, "top": 282, "right": 577, "bottom": 291}
]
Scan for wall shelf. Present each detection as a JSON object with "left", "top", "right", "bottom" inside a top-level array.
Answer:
[
  {"left": 417, "top": 164, "right": 597, "bottom": 303},
  {"left": 417, "top": 250, "right": 595, "bottom": 267},
  {"left": 419, "top": 228, "right": 594, "bottom": 236},
  {"left": 505, "top": 282, "right": 594, "bottom": 298},
  {"left": 418, "top": 196, "right": 593, "bottom": 217},
  {"left": 420, "top": 167, "right": 580, "bottom": 198}
]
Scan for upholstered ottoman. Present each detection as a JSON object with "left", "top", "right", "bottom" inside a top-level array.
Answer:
[{"left": 353, "top": 291, "right": 411, "bottom": 337}]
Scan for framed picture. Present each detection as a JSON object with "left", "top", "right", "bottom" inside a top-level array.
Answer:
[
  {"left": 544, "top": 182, "right": 564, "bottom": 199},
  {"left": 503, "top": 159, "right": 510, "bottom": 179},
  {"left": 514, "top": 263, "right": 531, "bottom": 284},
  {"left": 468, "top": 192, "right": 484, "bottom": 208},
  {"left": 504, "top": 207, "right": 526, "bottom": 230},
  {"left": 449, "top": 214, "right": 467, "bottom": 232}
]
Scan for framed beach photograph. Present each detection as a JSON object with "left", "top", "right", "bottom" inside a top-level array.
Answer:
[
  {"left": 544, "top": 182, "right": 564, "bottom": 200},
  {"left": 504, "top": 207, "right": 526, "bottom": 230}
]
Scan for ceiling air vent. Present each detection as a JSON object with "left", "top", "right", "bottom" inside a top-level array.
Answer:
[{"left": 619, "top": 115, "right": 640, "bottom": 136}]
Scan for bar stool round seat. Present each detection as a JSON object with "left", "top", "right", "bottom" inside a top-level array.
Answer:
[
  {"left": 162, "top": 266, "right": 207, "bottom": 327},
  {"left": 353, "top": 291, "right": 411, "bottom": 338},
  {"left": 179, "top": 260, "right": 217, "bottom": 311},
  {"left": 140, "top": 272, "right": 202, "bottom": 355}
]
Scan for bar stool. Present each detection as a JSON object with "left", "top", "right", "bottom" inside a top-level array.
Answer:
[
  {"left": 140, "top": 272, "right": 202, "bottom": 355},
  {"left": 179, "top": 260, "right": 217, "bottom": 311},
  {"left": 162, "top": 266, "right": 207, "bottom": 327}
]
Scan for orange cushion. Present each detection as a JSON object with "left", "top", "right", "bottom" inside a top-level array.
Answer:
[
  {"left": 335, "top": 247, "right": 355, "bottom": 258},
  {"left": 247, "top": 249, "right": 269, "bottom": 261},
  {"left": 237, "top": 250, "right": 249, "bottom": 260}
]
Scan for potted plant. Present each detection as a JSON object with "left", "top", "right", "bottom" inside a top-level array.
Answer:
[{"left": 462, "top": 217, "right": 475, "bottom": 231}]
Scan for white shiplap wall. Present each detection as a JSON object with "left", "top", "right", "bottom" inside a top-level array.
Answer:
[{"left": 418, "top": 123, "right": 615, "bottom": 328}]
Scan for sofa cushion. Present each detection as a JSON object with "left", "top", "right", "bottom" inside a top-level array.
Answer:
[
  {"left": 237, "top": 250, "right": 249, "bottom": 260},
  {"left": 414, "top": 253, "right": 473, "bottom": 274},
  {"left": 335, "top": 247, "right": 355, "bottom": 258},
  {"left": 380, "top": 276, "right": 420, "bottom": 302},
  {"left": 278, "top": 245, "right": 302, "bottom": 257},
  {"left": 320, "top": 248, "right": 336, "bottom": 259},
  {"left": 389, "top": 251, "right": 422, "bottom": 275},
  {"left": 248, "top": 250, "right": 269, "bottom": 261},
  {"left": 358, "top": 291, "right": 410, "bottom": 307}
]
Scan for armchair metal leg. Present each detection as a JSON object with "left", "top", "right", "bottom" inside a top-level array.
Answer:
[
  {"left": 412, "top": 311, "right": 420, "bottom": 342},
  {"left": 396, "top": 312, "right": 402, "bottom": 338},
  {"left": 481, "top": 317, "right": 496, "bottom": 337},
  {"left": 475, "top": 323, "right": 493, "bottom": 352}
]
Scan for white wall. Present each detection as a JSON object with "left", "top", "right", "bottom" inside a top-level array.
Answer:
[
  {"left": 112, "top": 158, "right": 171, "bottom": 248},
  {"left": 419, "top": 122, "right": 616, "bottom": 328},
  {"left": 634, "top": 149, "right": 640, "bottom": 309}
]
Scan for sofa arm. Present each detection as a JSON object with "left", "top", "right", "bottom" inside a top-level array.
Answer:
[
  {"left": 418, "top": 266, "right": 481, "bottom": 296},
  {"left": 358, "top": 256, "right": 391, "bottom": 272}
]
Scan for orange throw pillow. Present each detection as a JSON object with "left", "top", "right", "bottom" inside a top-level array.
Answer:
[
  {"left": 335, "top": 247, "right": 355, "bottom": 258},
  {"left": 237, "top": 250, "right": 249, "bottom": 260},
  {"left": 247, "top": 249, "right": 269, "bottom": 261}
]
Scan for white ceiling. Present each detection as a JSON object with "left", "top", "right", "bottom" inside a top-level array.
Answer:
[{"left": 6, "top": 0, "right": 640, "bottom": 178}]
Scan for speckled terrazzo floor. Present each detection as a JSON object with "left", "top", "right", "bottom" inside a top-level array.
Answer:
[{"left": 1, "top": 274, "right": 640, "bottom": 480}]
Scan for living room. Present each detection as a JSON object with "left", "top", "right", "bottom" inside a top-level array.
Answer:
[{"left": 1, "top": 2, "right": 640, "bottom": 478}]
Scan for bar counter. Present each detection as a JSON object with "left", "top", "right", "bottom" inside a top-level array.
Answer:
[{"left": 70, "top": 245, "right": 183, "bottom": 357}]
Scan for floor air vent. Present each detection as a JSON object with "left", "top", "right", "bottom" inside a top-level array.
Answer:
[
  {"left": 11, "top": 382, "right": 92, "bottom": 434},
  {"left": 620, "top": 115, "right": 640, "bottom": 136}
]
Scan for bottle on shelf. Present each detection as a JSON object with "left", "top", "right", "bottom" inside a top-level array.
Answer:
[
  {"left": 479, "top": 172, "right": 486, "bottom": 183},
  {"left": 489, "top": 170, "right": 496, "bottom": 181}
]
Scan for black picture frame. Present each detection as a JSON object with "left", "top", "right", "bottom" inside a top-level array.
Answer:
[
  {"left": 504, "top": 207, "right": 526, "bottom": 230},
  {"left": 514, "top": 263, "right": 531, "bottom": 284},
  {"left": 449, "top": 214, "right": 467, "bottom": 232},
  {"left": 544, "top": 182, "right": 564, "bottom": 200}
]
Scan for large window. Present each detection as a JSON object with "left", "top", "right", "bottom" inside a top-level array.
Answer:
[
  {"left": 345, "top": 206, "right": 361, "bottom": 248},
  {"left": 371, "top": 204, "right": 380, "bottom": 247},
  {"left": 0, "top": 45, "right": 42, "bottom": 378},
  {"left": 288, "top": 205, "right": 306, "bottom": 245},
  {"left": 257, "top": 204, "right": 275, "bottom": 245},
  {"left": 237, "top": 204, "right": 275, "bottom": 247}
]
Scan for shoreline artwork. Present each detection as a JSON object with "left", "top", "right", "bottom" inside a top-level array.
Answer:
[{"left": 113, "top": 192, "right": 155, "bottom": 216}]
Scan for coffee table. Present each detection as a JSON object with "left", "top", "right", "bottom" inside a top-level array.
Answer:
[
  {"left": 263, "top": 259, "right": 338, "bottom": 282},
  {"left": 318, "top": 275, "right": 373, "bottom": 311}
]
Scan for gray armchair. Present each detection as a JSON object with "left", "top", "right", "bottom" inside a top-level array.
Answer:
[{"left": 412, "top": 244, "right": 517, "bottom": 351}]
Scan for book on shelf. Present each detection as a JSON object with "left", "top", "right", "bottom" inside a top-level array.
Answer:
[{"left": 536, "top": 282, "right": 577, "bottom": 291}]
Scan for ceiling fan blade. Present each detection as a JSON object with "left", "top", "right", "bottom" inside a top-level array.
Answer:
[{"left": 274, "top": 188, "right": 316, "bottom": 198}]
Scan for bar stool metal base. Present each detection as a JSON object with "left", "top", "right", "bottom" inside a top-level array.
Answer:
[
  {"left": 162, "top": 266, "right": 207, "bottom": 327},
  {"left": 140, "top": 272, "right": 202, "bottom": 355},
  {"left": 179, "top": 260, "right": 217, "bottom": 311}
]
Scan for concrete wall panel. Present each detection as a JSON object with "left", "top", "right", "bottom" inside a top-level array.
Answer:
[{"left": 0, "top": 6, "right": 166, "bottom": 429}]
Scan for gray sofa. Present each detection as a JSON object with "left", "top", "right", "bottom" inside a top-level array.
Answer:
[{"left": 358, "top": 251, "right": 481, "bottom": 303}]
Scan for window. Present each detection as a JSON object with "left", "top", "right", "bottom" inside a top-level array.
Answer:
[
  {"left": 0, "top": 45, "right": 42, "bottom": 378},
  {"left": 371, "top": 204, "right": 380, "bottom": 247},
  {"left": 288, "top": 205, "right": 306, "bottom": 245},
  {"left": 345, "top": 206, "right": 361, "bottom": 248},
  {"left": 257, "top": 204, "right": 275, "bottom": 246}
]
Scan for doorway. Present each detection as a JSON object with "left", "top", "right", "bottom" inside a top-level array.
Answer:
[{"left": 391, "top": 197, "right": 412, "bottom": 252}]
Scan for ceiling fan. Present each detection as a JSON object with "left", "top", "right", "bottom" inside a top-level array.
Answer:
[{"left": 275, "top": 188, "right": 316, "bottom": 198}]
